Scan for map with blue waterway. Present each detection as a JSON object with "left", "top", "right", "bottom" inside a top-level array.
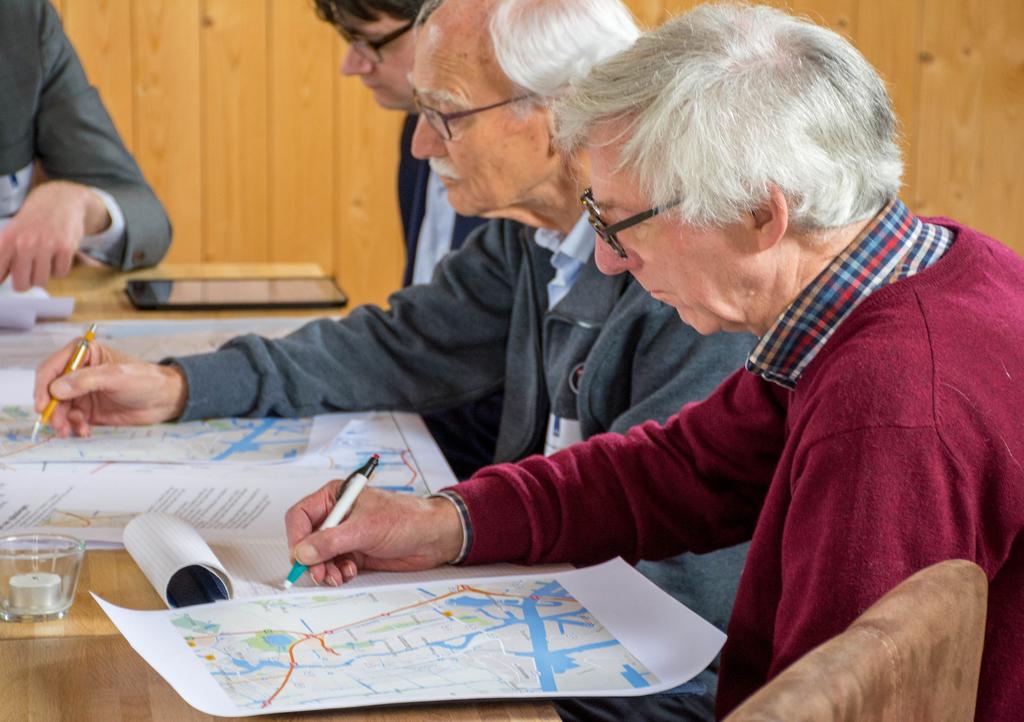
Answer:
[
  {"left": 0, "top": 406, "right": 311, "bottom": 463},
  {"left": 171, "top": 577, "right": 659, "bottom": 710}
]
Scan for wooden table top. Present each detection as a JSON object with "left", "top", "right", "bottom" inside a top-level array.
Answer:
[
  {"left": 5, "top": 263, "right": 559, "bottom": 722},
  {"left": 0, "top": 633, "right": 558, "bottom": 721},
  {"left": 0, "top": 549, "right": 159, "bottom": 641}
]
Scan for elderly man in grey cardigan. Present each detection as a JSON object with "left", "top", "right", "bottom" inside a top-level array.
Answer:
[{"left": 37, "top": 3, "right": 752, "bottom": 717}]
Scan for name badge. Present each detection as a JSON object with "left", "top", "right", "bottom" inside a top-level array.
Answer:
[{"left": 544, "top": 414, "right": 583, "bottom": 456}]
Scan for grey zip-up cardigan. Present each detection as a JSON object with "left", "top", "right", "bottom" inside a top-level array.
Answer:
[{"left": 175, "top": 218, "right": 751, "bottom": 462}]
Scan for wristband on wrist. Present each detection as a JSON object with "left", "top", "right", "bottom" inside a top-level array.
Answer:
[{"left": 430, "top": 489, "right": 473, "bottom": 565}]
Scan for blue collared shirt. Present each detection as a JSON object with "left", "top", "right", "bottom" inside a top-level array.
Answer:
[
  {"left": 411, "top": 171, "right": 458, "bottom": 285},
  {"left": 533, "top": 213, "right": 595, "bottom": 310}
]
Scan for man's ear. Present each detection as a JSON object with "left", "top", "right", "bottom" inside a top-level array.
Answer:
[
  {"left": 539, "top": 104, "right": 559, "bottom": 158},
  {"left": 749, "top": 184, "right": 788, "bottom": 253}
]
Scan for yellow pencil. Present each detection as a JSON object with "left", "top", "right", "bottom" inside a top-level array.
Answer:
[{"left": 30, "top": 323, "right": 98, "bottom": 442}]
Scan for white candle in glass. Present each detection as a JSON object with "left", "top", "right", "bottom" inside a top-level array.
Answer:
[{"left": 9, "top": 572, "right": 62, "bottom": 612}]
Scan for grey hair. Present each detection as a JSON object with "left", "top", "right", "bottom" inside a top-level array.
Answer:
[
  {"left": 554, "top": 3, "right": 904, "bottom": 230},
  {"left": 489, "top": 0, "right": 640, "bottom": 99},
  {"left": 415, "top": 0, "right": 639, "bottom": 102}
]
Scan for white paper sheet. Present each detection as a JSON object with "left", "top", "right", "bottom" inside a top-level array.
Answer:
[
  {"left": 0, "top": 451, "right": 455, "bottom": 547},
  {"left": 120, "top": 509, "right": 571, "bottom": 600},
  {"left": 95, "top": 558, "right": 727, "bottom": 717},
  {"left": 0, "top": 467, "right": 340, "bottom": 546},
  {"left": 124, "top": 513, "right": 235, "bottom": 605},
  {"left": 0, "top": 316, "right": 311, "bottom": 370},
  {"left": 0, "top": 281, "right": 74, "bottom": 330},
  {"left": 300, "top": 412, "right": 455, "bottom": 492},
  {"left": 0, "top": 368, "right": 34, "bottom": 406}
]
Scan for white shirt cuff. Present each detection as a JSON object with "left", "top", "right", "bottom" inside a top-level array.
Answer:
[{"left": 79, "top": 187, "right": 126, "bottom": 255}]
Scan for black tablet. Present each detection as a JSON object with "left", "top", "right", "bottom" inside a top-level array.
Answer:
[{"left": 125, "top": 277, "right": 348, "bottom": 311}]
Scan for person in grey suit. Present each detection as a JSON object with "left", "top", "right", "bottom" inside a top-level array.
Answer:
[{"left": 0, "top": 0, "right": 171, "bottom": 292}]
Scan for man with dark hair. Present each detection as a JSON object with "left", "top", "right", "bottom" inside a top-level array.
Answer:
[
  {"left": 312, "top": 0, "right": 485, "bottom": 284},
  {"left": 311, "top": 0, "right": 494, "bottom": 478}
]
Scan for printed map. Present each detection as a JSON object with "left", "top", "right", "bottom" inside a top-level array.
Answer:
[
  {"left": 0, "top": 407, "right": 312, "bottom": 463},
  {"left": 171, "top": 577, "right": 658, "bottom": 710},
  {"left": 310, "top": 414, "right": 427, "bottom": 493}
]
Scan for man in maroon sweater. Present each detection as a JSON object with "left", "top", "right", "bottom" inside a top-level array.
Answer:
[{"left": 283, "top": 4, "right": 1023, "bottom": 719}]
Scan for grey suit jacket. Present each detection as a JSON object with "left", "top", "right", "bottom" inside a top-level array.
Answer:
[{"left": 0, "top": 0, "right": 171, "bottom": 270}]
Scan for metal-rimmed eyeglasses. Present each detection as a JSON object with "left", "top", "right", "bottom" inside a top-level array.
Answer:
[
  {"left": 413, "top": 90, "right": 532, "bottom": 141},
  {"left": 340, "top": 20, "right": 414, "bottom": 65},
  {"left": 580, "top": 187, "right": 681, "bottom": 259}
]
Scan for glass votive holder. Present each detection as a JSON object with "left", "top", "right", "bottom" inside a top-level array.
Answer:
[{"left": 0, "top": 534, "right": 85, "bottom": 622}]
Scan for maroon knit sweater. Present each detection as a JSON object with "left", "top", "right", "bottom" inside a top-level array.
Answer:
[{"left": 452, "top": 221, "right": 1024, "bottom": 720}]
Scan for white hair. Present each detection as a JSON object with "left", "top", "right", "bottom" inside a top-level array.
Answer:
[
  {"left": 416, "top": 0, "right": 639, "bottom": 100},
  {"left": 489, "top": 0, "right": 640, "bottom": 99},
  {"left": 554, "top": 3, "right": 904, "bottom": 230}
]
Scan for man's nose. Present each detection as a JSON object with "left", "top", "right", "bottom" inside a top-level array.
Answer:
[
  {"left": 340, "top": 46, "right": 372, "bottom": 76},
  {"left": 593, "top": 236, "right": 631, "bottom": 277},
  {"left": 410, "top": 114, "right": 445, "bottom": 160}
]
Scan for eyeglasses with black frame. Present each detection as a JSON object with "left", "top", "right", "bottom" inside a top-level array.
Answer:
[
  {"left": 340, "top": 19, "right": 414, "bottom": 65},
  {"left": 580, "top": 187, "right": 681, "bottom": 260},
  {"left": 413, "top": 90, "right": 533, "bottom": 141}
]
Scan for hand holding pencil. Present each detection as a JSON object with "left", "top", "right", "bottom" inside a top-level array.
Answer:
[
  {"left": 31, "top": 322, "right": 97, "bottom": 441},
  {"left": 32, "top": 327, "right": 190, "bottom": 438}
]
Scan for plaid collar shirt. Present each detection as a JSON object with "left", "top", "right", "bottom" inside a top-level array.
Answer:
[{"left": 747, "top": 199, "right": 954, "bottom": 390}]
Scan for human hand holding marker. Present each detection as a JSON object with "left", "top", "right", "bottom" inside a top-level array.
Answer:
[
  {"left": 284, "top": 459, "right": 465, "bottom": 587},
  {"left": 284, "top": 454, "right": 381, "bottom": 588}
]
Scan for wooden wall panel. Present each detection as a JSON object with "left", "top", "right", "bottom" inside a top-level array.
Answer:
[
  {"left": 334, "top": 49, "right": 406, "bottom": 309},
  {"left": 630, "top": 0, "right": 674, "bottom": 27},
  {"left": 856, "top": 0, "right": 923, "bottom": 199},
  {"left": 201, "top": 0, "right": 269, "bottom": 263},
  {"left": 54, "top": 0, "right": 1024, "bottom": 303},
  {"left": 61, "top": 0, "right": 135, "bottom": 151},
  {"left": 267, "top": 1, "right": 336, "bottom": 274},
  {"left": 914, "top": 0, "right": 987, "bottom": 227},
  {"left": 131, "top": 0, "right": 203, "bottom": 262},
  {"left": 781, "top": 0, "right": 858, "bottom": 39},
  {"left": 915, "top": 0, "right": 1024, "bottom": 242},
  {"left": 657, "top": 1, "right": 701, "bottom": 23},
  {"left": 972, "top": 0, "right": 1024, "bottom": 244}
]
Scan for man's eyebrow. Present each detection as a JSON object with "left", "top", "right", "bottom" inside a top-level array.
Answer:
[
  {"left": 591, "top": 194, "right": 624, "bottom": 213},
  {"left": 415, "top": 87, "right": 469, "bottom": 109}
]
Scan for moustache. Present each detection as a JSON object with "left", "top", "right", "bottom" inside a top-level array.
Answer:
[{"left": 429, "top": 158, "right": 461, "bottom": 180}]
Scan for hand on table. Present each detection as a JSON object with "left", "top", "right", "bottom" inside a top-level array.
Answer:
[
  {"left": 0, "top": 181, "right": 112, "bottom": 291},
  {"left": 34, "top": 341, "right": 188, "bottom": 437},
  {"left": 286, "top": 484, "right": 465, "bottom": 586}
]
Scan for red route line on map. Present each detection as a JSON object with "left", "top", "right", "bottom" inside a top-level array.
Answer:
[
  {"left": 400, "top": 449, "right": 418, "bottom": 487},
  {"left": 255, "top": 584, "right": 574, "bottom": 707}
]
